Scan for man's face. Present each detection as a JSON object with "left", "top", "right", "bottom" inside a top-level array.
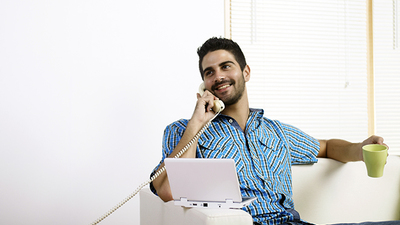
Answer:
[{"left": 201, "top": 50, "right": 249, "bottom": 106}]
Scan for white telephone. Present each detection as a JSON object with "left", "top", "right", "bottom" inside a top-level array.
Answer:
[
  {"left": 198, "top": 82, "right": 225, "bottom": 112},
  {"left": 90, "top": 84, "right": 225, "bottom": 225}
]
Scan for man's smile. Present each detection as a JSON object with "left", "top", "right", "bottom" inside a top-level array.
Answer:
[
  {"left": 213, "top": 81, "right": 233, "bottom": 93},
  {"left": 216, "top": 84, "right": 230, "bottom": 90}
]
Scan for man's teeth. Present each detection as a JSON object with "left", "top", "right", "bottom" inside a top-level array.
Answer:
[{"left": 217, "top": 84, "right": 230, "bottom": 90}]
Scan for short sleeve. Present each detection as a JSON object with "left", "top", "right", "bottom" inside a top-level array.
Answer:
[{"left": 280, "top": 122, "right": 320, "bottom": 165}]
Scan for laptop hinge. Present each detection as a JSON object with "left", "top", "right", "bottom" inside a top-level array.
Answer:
[{"left": 225, "top": 199, "right": 233, "bottom": 204}]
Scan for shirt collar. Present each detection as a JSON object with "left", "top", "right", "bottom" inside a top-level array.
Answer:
[{"left": 215, "top": 108, "right": 264, "bottom": 133}]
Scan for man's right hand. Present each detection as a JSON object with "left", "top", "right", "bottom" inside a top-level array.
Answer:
[{"left": 190, "top": 90, "right": 220, "bottom": 128}]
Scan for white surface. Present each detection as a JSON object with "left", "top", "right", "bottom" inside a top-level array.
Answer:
[{"left": 0, "top": 1, "right": 224, "bottom": 224}]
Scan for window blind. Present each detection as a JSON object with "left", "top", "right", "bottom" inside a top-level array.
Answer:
[
  {"left": 229, "top": 0, "right": 369, "bottom": 142},
  {"left": 373, "top": 1, "right": 400, "bottom": 153}
]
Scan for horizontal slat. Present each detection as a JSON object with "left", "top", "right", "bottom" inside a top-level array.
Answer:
[{"left": 230, "top": 0, "right": 369, "bottom": 143}]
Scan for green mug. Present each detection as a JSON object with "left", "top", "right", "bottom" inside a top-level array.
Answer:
[{"left": 362, "top": 144, "right": 388, "bottom": 178}]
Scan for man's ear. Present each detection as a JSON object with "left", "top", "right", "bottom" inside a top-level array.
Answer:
[{"left": 243, "top": 65, "right": 251, "bottom": 82}]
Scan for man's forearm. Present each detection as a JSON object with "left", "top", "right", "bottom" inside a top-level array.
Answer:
[
  {"left": 325, "top": 139, "right": 362, "bottom": 163},
  {"left": 319, "top": 135, "right": 386, "bottom": 163}
]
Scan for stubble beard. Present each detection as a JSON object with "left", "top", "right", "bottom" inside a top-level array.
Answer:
[{"left": 214, "top": 73, "right": 246, "bottom": 106}]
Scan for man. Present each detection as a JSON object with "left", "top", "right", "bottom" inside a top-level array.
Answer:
[{"left": 150, "top": 37, "right": 389, "bottom": 224}]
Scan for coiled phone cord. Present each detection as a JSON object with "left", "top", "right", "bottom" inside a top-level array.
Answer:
[{"left": 90, "top": 108, "right": 223, "bottom": 225}]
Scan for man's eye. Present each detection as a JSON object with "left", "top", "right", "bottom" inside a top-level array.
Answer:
[
  {"left": 204, "top": 71, "right": 213, "bottom": 76},
  {"left": 222, "top": 65, "right": 230, "bottom": 69}
]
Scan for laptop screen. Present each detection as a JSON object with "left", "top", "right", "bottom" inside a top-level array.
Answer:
[{"left": 164, "top": 158, "right": 243, "bottom": 202}]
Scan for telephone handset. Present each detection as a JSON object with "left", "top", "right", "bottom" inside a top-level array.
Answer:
[
  {"left": 198, "top": 82, "right": 225, "bottom": 112},
  {"left": 90, "top": 84, "right": 225, "bottom": 225}
]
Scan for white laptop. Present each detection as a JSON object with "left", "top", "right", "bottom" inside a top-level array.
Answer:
[{"left": 164, "top": 158, "right": 256, "bottom": 209}]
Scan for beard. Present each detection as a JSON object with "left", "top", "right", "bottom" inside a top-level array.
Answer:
[{"left": 212, "top": 73, "right": 246, "bottom": 106}]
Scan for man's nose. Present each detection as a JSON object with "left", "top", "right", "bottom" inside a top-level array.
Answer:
[{"left": 214, "top": 70, "right": 225, "bottom": 83}]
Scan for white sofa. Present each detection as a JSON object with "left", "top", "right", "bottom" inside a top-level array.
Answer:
[{"left": 140, "top": 155, "right": 400, "bottom": 225}]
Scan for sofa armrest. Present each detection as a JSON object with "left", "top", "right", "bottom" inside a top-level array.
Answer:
[
  {"left": 140, "top": 188, "right": 253, "bottom": 225},
  {"left": 292, "top": 155, "right": 400, "bottom": 224}
]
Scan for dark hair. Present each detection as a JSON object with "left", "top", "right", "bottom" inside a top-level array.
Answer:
[{"left": 197, "top": 37, "right": 247, "bottom": 79}]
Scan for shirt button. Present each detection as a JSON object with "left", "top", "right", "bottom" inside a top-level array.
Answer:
[{"left": 229, "top": 119, "right": 233, "bottom": 123}]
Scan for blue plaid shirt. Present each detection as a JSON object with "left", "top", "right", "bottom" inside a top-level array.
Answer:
[{"left": 151, "top": 108, "right": 319, "bottom": 225}]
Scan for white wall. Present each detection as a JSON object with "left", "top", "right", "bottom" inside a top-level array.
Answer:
[{"left": 0, "top": 1, "right": 224, "bottom": 224}]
